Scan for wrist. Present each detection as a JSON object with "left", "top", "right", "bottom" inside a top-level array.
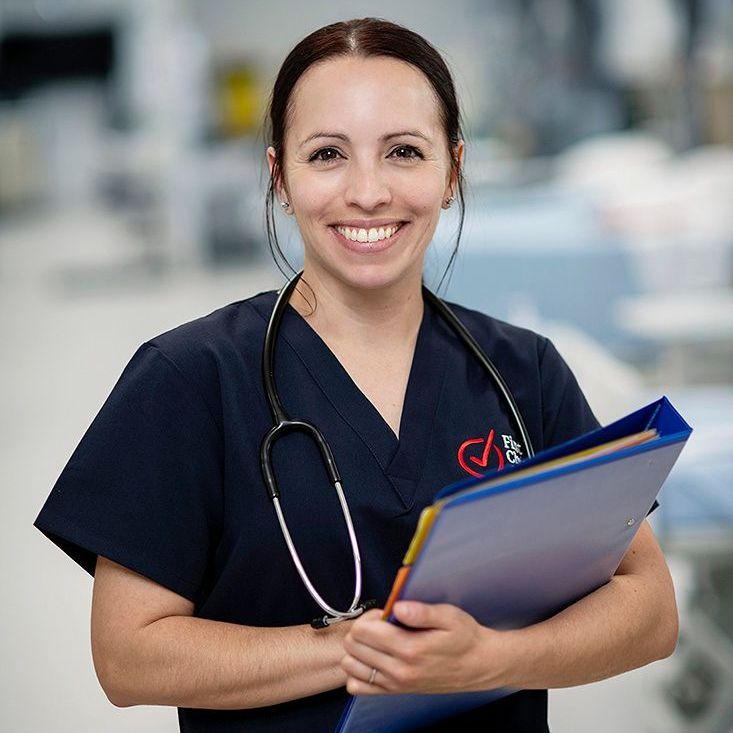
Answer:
[
  {"left": 471, "top": 625, "right": 517, "bottom": 692},
  {"left": 495, "top": 624, "right": 552, "bottom": 690}
]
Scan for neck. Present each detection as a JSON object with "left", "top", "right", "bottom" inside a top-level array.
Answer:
[{"left": 289, "top": 266, "right": 425, "bottom": 346}]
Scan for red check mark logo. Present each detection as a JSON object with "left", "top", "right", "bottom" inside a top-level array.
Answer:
[{"left": 457, "top": 428, "right": 505, "bottom": 478}]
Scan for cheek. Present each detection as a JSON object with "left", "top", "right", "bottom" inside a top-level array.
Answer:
[
  {"left": 408, "top": 186, "right": 445, "bottom": 220},
  {"left": 291, "top": 176, "right": 340, "bottom": 220},
  {"left": 401, "top": 172, "right": 448, "bottom": 209},
  {"left": 291, "top": 193, "right": 325, "bottom": 225}
]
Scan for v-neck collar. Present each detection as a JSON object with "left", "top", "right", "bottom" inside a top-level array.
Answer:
[{"left": 250, "top": 291, "right": 449, "bottom": 512}]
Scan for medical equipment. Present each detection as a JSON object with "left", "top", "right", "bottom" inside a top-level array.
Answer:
[{"left": 260, "top": 270, "right": 534, "bottom": 628}]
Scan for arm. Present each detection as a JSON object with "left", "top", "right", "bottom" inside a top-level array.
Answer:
[
  {"left": 500, "top": 519, "right": 678, "bottom": 688},
  {"left": 341, "top": 520, "right": 678, "bottom": 694},
  {"left": 92, "top": 556, "right": 350, "bottom": 709}
]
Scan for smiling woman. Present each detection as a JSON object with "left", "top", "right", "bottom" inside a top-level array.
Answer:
[
  {"left": 33, "top": 16, "right": 678, "bottom": 733},
  {"left": 267, "top": 54, "right": 463, "bottom": 296}
]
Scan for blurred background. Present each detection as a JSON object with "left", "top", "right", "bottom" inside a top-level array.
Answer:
[{"left": 1, "top": 0, "right": 731, "bottom": 731}]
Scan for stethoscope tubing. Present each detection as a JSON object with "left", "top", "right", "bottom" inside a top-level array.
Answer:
[
  {"left": 422, "top": 287, "right": 535, "bottom": 459},
  {"left": 260, "top": 270, "right": 534, "bottom": 627},
  {"left": 260, "top": 272, "right": 366, "bottom": 624}
]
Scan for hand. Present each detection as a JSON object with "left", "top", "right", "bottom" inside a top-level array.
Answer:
[{"left": 340, "top": 601, "right": 510, "bottom": 696}]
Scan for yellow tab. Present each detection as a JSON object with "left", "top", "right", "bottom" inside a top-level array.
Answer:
[{"left": 403, "top": 501, "right": 444, "bottom": 564}]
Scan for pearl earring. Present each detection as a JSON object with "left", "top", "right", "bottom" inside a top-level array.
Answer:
[{"left": 444, "top": 195, "right": 455, "bottom": 208}]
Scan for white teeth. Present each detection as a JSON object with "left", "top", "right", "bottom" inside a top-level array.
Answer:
[{"left": 335, "top": 224, "right": 402, "bottom": 242}]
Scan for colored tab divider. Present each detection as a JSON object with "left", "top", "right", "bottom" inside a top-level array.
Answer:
[{"left": 381, "top": 428, "right": 659, "bottom": 620}]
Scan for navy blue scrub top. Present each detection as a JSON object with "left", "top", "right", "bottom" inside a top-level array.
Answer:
[{"left": 35, "top": 289, "right": 604, "bottom": 732}]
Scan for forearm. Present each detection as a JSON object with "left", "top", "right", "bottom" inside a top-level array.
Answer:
[
  {"left": 496, "top": 571, "right": 679, "bottom": 690},
  {"left": 108, "top": 616, "right": 350, "bottom": 709}
]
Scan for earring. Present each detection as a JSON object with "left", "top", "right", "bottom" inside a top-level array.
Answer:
[
  {"left": 444, "top": 195, "right": 455, "bottom": 209},
  {"left": 280, "top": 200, "right": 290, "bottom": 211}
]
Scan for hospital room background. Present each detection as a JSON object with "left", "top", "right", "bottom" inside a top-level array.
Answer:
[{"left": 1, "top": 1, "right": 731, "bottom": 731}]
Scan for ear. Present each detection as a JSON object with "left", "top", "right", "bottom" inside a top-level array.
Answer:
[
  {"left": 455, "top": 139, "right": 465, "bottom": 173},
  {"left": 444, "top": 139, "right": 465, "bottom": 199},
  {"left": 266, "top": 145, "right": 288, "bottom": 201}
]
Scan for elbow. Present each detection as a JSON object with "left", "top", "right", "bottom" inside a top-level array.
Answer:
[
  {"left": 96, "top": 662, "right": 139, "bottom": 708},
  {"left": 660, "top": 614, "right": 680, "bottom": 661},
  {"left": 95, "top": 661, "right": 136, "bottom": 708},
  {"left": 105, "top": 689, "right": 135, "bottom": 709},
  {"left": 95, "top": 671, "right": 133, "bottom": 708},
  {"left": 105, "top": 678, "right": 137, "bottom": 709},
  {"left": 655, "top": 594, "right": 680, "bottom": 661},
  {"left": 92, "top": 642, "right": 138, "bottom": 708}
]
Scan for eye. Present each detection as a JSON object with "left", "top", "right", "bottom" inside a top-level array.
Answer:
[
  {"left": 309, "top": 147, "right": 342, "bottom": 164},
  {"left": 390, "top": 145, "right": 423, "bottom": 161}
]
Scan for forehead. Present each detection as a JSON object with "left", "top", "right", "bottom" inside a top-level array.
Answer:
[{"left": 286, "top": 56, "right": 443, "bottom": 144}]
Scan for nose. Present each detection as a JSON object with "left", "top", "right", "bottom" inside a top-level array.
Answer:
[{"left": 343, "top": 157, "right": 392, "bottom": 211}]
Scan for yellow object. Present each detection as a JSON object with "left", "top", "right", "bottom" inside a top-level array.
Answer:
[
  {"left": 218, "top": 66, "right": 261, "bottom": 136},
  {"left": 381, "top": 427, "right": 659, "bottom": 620}
]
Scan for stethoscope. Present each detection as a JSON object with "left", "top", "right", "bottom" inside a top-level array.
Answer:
[{"left": 260, "top": 270, "right": 535, "bottom": 628}]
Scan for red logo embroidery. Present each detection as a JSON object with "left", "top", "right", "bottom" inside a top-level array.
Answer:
[{"left": 457, "top": 428, "right": 505, "bottom": 478}]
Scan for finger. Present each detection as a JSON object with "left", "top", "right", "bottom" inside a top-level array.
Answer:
[
  {"left": 345, "top": 668, "right": 391, "bottom": 696},
  {"left": 343, "top": 636, "right": 399, "bottom": 675},
  {"left": 348, "top": 614, "right": 413, "bottom": 655},
  {"left": 340, "top": 653, "right": 376, "bottom": 684},
  {"left": 392, "top": 601, "right": 459, "bottom": 630}
]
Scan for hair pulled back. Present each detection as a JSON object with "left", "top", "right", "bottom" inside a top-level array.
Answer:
[{"left": 264, "top": 17, "right": 466, "bottom": 291}]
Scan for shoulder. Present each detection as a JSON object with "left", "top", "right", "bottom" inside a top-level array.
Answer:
[
  {"left": 143, "top": 290, "right": 276, "bottom": 371},
  {"left": 439, "top": 299, "right": 599, "bottom": 449},
  {"left": 117, "top": 291, "right": 277, "bottom": 430}
]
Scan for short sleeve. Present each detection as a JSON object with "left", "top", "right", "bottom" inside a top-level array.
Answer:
[
  {"left": 538, "top": 337, "right": 658, "bottom": 515},
  {"left": 538, "top": 337, "right": 601, "bottom": 449},
  {"left": 33, "top": 342, "right": 224, "bottom": 605}
]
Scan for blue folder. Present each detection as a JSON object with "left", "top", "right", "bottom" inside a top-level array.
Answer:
[{"left": 335, "top": 396, "right": 692, "bottom": 733}]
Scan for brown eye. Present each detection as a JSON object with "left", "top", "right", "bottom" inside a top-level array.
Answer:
[
  {"left": 310, "top": 148, "right": 341, "bottom": 164},
  {"left": 390, "top": 145, "right": 423, "bottom": 160}
]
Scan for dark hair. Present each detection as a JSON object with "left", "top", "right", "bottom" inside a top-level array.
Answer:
[{"left": 263, "top": 17, "right": 466, "bottom": 293}]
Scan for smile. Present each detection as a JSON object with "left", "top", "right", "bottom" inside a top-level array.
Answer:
[{"left": 334, "top": 223, "right": 404, "bottom": 243}]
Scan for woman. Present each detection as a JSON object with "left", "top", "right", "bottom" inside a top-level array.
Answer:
[{"left": 34, "top": 17, "right": 678, "bottom": 733}]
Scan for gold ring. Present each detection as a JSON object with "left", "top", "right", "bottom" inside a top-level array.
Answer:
[{"left": 368, "top": 667, "right": 377, "bottom": 685}]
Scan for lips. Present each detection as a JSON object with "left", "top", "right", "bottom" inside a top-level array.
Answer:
[
  {"left": 331, "top": 219, "right": 407, "bottom": 229},
  {"left": 329, "top": 221, "right": 408, "bottom": 253}
]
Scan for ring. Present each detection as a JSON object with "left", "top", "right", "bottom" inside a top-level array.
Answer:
[{"left": 368, "top": 667, "right": 377, "bottom": 685}]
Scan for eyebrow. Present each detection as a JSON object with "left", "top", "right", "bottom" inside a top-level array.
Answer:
[{"left": 299, "top": 130, "right": 431, "bottom": 149}]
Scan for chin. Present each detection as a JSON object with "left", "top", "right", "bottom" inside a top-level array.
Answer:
[{"left": 333, "top": 260, "right": 421, "bottom": 293}]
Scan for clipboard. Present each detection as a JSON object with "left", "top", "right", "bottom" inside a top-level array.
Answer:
[{"left": 335, "top": 396, "right": 692, "bottom": 733}]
